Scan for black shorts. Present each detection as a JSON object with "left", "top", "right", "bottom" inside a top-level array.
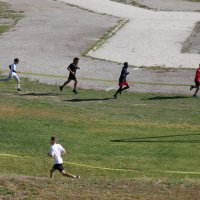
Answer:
[
  {"left": 195, "top": 80, "right": 200, "bottom": 87},
  {"left": 53, "top": 164, "right": 64, "bottom": 172},
  {"left": 68, "top": 74, "right": 76, "bottom": 81}
]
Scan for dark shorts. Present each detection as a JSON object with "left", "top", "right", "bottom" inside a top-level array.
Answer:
[
  {"left": 53, "top": 164, "right": 64, "bottom": 172},
  {"left": 195, "top": 80, "right": 200, "bottom": 87},
  {"left": 119, "top": 81, "right": 128, "bottom": 87},
  {"left": 68, "top": 74, "right": 77, "bottom": 81}
]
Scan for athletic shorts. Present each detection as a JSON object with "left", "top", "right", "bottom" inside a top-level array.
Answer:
[
  {"left": 195, "top": 80, "right": 200, "bottom": 87},
  {"left": 68, "top": 74, "right": 76, "bottom": 81},
  {"left": 53, "top": 164, "right": 64, "bottom": 172},
  {"left": 119, "top": 81, "right": 128, "bottom": 87}
]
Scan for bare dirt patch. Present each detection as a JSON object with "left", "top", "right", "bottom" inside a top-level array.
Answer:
[
  {"left": 0, "top": 103, "right": 57, "bottom": 118},
  {"left": 182, "top": 21, "right": 200, "bottom": 54},
  {"left": 112, "top": 0, "right": 200, "bottom": 11},
  {"left": 0, "top": 1, "right": 22, "bottom": 35}
]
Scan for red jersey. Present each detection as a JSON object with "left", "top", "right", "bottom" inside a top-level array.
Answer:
[{"left": 195, "top": 68, "right": 200, "bottom": 81}]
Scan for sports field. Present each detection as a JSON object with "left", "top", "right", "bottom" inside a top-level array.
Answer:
[
  {"left": 0, "top": 78, "right": 199, "bottom": 199},
  {"left": 0, "top": 0, "right": 200, "bottom": 199}
]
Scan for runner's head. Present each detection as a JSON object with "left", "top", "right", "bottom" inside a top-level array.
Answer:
[
  {"left": 199, "top": 64, "right": 200, "bottom": 68},
  {"left": 124, "top": 62, "right": 128, "bottom": 68},
  {"left": 50, "top": 136, "right": 56, "bottom": 145},
  {"left": 73, "top": 57, "right": 79, "bottom": 65},
  {"left": 14, "top": 58, "right": 19, "bottom": 64}
]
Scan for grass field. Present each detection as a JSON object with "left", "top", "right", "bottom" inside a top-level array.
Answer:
[{"left": 0, "top": 77, "right": 200, "bottom": 199}]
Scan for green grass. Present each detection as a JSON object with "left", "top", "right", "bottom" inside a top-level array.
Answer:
[
  {"left": 0, "top": 78, "right": 200, "bottom": 199},
  {"left": 0, "top": 24, "right": 10, "bottom": 35},
  {"left": 0, "top": 2, "right": 23, "bottom": 35}
]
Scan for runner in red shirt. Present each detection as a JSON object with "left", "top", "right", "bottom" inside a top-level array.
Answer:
[{"left": 190, "top": 64, "right": 200, "bottom": 97}]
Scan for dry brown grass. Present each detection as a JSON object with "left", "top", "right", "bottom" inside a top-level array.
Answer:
[
  {"left": 0, "top": 104, "right": 56, "bottom": 119},
  {"left": 0, "top": 176, "right": 199, "bottom": 200}
]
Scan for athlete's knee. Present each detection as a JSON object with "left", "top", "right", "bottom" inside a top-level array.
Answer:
[
  {"left": 61, "top": 170, "right": 66, "bottom": 176},
  {"left": 16, "top": 76, "right": 20, "bottom": 83}
]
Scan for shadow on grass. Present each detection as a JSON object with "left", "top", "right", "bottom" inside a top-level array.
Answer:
[
  {"left": 141, "top": 96, "right": 190, "bottom": 100},
  {"left": 63, "top": 97, "right": 114, "bottom": 102},
  {"left": 16, "top": 92, "right": 55, "bottom": 96},
  {"left": 111, "top": 133, "right": 200, "bottom": 143}
]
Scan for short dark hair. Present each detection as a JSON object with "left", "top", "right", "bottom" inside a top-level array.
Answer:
[
  {"left": 51, "top": 136, "right": 56, "bottom": 141},
  {"left": 124, "top": 62, "right": 128, "bottom": 67},
  {"left": 73, "top": 57, "right": 79, "bottom": 62},
  {"left": 14, "top": 58, "right": 19, "bottom": 63}
]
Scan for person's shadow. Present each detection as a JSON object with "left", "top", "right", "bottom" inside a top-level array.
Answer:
[
  {"left": 111, "top": 133, "right": 200, "bottom": 143},
  {"left": 141, "top": 96, "right": 190, "bottom": 100},
  {"left": 63, "top": 97, "right": 114, "bottom": 102},
  {"left": 17, "top": 92, "right": 54, "bottom": 96}
]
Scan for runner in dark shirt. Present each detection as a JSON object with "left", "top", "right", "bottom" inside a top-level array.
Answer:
[
  {"left": 59, "top": 57, "right": 80, "bottom": 94},
  {"left": 114, "top": 62, "right": 130, "bottom": 99}
]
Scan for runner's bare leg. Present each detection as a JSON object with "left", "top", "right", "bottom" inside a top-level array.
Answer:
[
  {"left": 50, "top": 168, "right": 56, "bottom": 178},
  {"left": 62, "top": 79, "right": 71, "bottom": 88},
  {"left": 61, "top": 170, "right": 79, "bottom": 178},
  {"left": 120, "top": 85, "right": 129, "bottom": 93},
  {"left": 194, "top": 87, "right": 199, "bottom": 96},
  {"left": 74, "top": 79, "right": 78, "bottom": 90}
]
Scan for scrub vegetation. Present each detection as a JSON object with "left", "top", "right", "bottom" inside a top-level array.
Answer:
[{"left": 0, "top": 2, "right": 23, "bottom": 35}]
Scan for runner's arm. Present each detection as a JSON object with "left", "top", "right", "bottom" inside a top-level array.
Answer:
[
  {"left": 47, "top": 152, "right": 53, "bottom": 157},
  {"left": 67, "top": 66, "right": 74, "bottom": 74},
  {"left": 61, "top": 149, "right": 66, "bottom": 155},
  {"left": 48, "top": 147, "right": 54, "bottom": 157}
]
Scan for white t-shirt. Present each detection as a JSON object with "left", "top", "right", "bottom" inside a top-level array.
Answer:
[
  {"left": 10, "top": 63, "right": 17, "bottom": 73},
  {"left": 49, "top": 143, "right": 65, "bottom": 164}
]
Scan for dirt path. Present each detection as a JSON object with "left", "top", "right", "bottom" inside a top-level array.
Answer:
[
  {"left": 0, "top": 0, "right": 197, "bottom": 95},
  {"left": 61, "top": 0, "right": 200, "bottom": 68},
  {"left": 112, "top": 0, "right": 200, "bottom": 11}
]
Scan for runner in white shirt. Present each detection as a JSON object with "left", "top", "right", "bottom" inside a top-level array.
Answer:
[
  {"left": 48, "top": 136, "right": 80, "bottom": 179},
  {"left": 0, "top": 58, "right": 22, "bottom": 91}
]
